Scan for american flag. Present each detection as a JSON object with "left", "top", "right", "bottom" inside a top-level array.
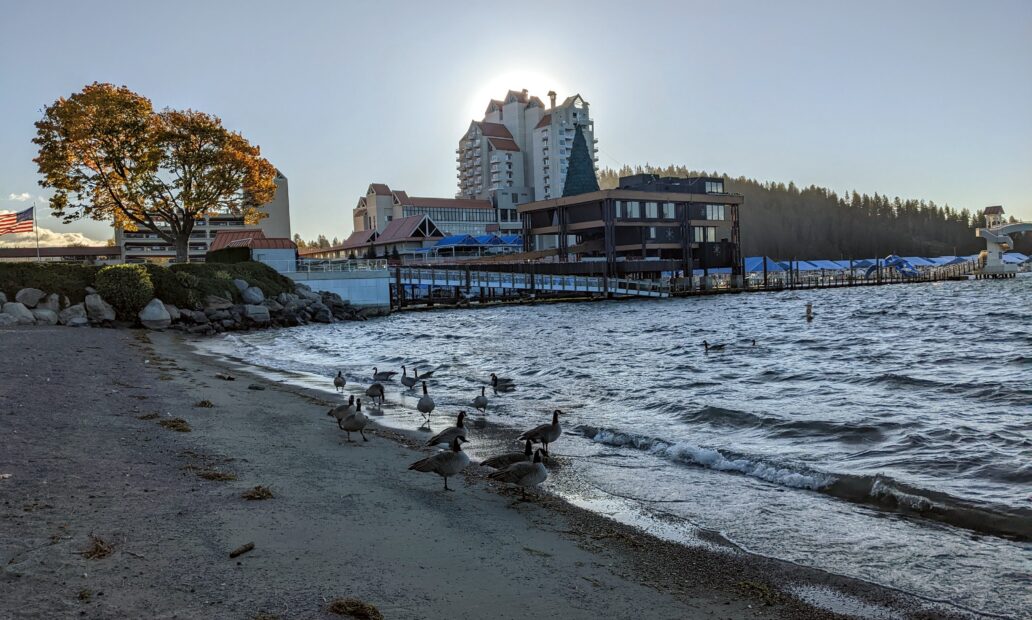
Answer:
[{"left": 0, "top": 207, "right": 34, "bottom": 236}]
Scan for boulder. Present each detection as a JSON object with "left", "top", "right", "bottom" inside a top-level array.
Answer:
[
  {"left": 59, "top": 303, "right": 88, "bottom": 326},
  {"left": 31, "top": 308, "right": 59, "bottom": 325},
  {"left": 206, "top": 309, "right": 231, "bottom": 321},
  {"left": 66, "top": 316, "right": 90, "bottom": 327},
  {"left": 138, "top": 298, "right": 172, "bottom": 330},
  {"left": 220, "top": 318, "right": 236, "bottom": 329},
  {"left": 15, "top": 288, "right": 46, "bottom": 308},
  {"left": 242, "top": 304, "right": 271, "bottom": 324},
  {"left": 163, "top": 303, "right": 181, "bottom": 322},
  {"left": 191, "top": 310, "right": 210, "bottom": 324},
  {"left": 276, "top": 292, "right": 299, "bottom": 306},
  {"left": 232, "top": 278, "right": 250, "bottom": 292},
  {"left": 37, "top": 293, "right": 61, "bottom": 312},
  {"left": 263, "top": 298, "right": 284, "bottom": 312},
  {"left": 241, "top": 286, "right": 265, "bottom": 305},
  {"left": 85, "top": 286, "right": 97, "bottom": 295},
  {"left": 0, "top": 313, "right": 19, "bottom": 327},
  {"left": 84, "top": 294, "right": 116, "bottom": 323},
  {"left": 204, "top": 294, "right": 234, "bottom": 310},
  {"left": 0, "top": 292, "right": 6, "bottom": 304},
  {"left": 308, "top": 302, "right": 333, "bottom": 324},
  {"left": 2, "top": 302, "right": 36, "bottom": 325}
]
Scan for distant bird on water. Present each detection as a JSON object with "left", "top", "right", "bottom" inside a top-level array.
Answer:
[
  {"left": 480, "top": 439, "right": 533, "bottom": 470},
  {"left": 487, "top": 448, "right": 547, "bottom": 499},
  {"left": 408, "top": 436, "right": 470, "bottom": 491},
  {"left": 401, "top": 365, "right": 417, "bottom": 389},
  {"left": 333, "top": 371, "right": 346, "bottom": 392},
  {"left": 703, "top": 340, "right": 726, "bottom": 352},
  {"left": 417, "top": 381, "right": 435, "bottom": 424},
  {"left": 366, "top": 382, "right": 386, "bottom": 405},
  {"left": 372, "top": 367, "right": 397, "bottom": 382},
  {"left": 490, "top": 373, "right": 516, "bottom": 392},
  {"left": 337, "top": 398, "right": 369, "bottom": 443},
  {"left": 472, "top": 386, "right": 488, "bottom": 413},
  {"left": 427, "top": 411, "right": 467, "bottom": 447},
  {"left": 327, "top": 395, "right": 356, "bottom": 428},
  {"left": 518, "top": 409, "right": 564, "bottom": 455}
]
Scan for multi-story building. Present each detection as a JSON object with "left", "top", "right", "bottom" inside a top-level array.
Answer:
[
  {"left": 457, "top": 90, "right": 597, "bottom": 230},
  {"left": 115, "top": 170, "right": 291, "bottom": 263},
  {"left": 351, "top": 183, "right": 494, "bottom": 237}
]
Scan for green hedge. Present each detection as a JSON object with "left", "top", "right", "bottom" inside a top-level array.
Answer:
[
  {"left": 0, "top": 263, "right": 100, "bottom": 304},
  {"left": 96, "top": 264, "right": 155, "bottom": 319}
]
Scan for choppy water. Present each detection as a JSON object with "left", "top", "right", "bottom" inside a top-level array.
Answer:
[{"left": 200, "top": 277, "right": 1032, "bottom": 618}]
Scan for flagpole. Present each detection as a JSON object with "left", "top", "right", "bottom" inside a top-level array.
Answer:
[{"left": 33, "top": 202, "right": 41, "bottom": 262}]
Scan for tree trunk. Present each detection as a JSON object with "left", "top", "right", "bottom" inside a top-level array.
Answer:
[{"left": 174, "top": 234, "right": 190, "bottom": 264}]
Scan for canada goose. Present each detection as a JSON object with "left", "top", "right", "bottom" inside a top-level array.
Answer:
[
  {"left": 428, "top": 411, "right": 467, "bottom": 447},
  {"left": 327, "top": 395, "right": 356, "bottom": 428},
  {"left": 408, "top": 436, "right": 470, "bottom": 491},
  {"left": 487, "top": 449, "right": 547, "bottom": 499},
  {"left": 372, "top": 367, "right": 398, "bottom": 382},
  {"left": 401, "top": 366, "right": 417, "bottom": 389},
  {"left": 518, "top": 409, "right": 564, "bottom": 454},
  {"left": 333, "top": 371, "right": 346, "bottom": 392},
  {"left": 480, "top": 439, "right": 533, "bottom": 469},
  {"left": 703, "top": 340, "right": 726, "bottom": 352},
  {"left": 416, "top": 381, "right": 435, "bottom": 423},
  {"left": 472, "top": 386, "right": 488, "bottom": 412},
  {"left": 415, "top": 367, "right": 434, "bottom": 380},
  {"left": 366, "top": 382, "right": 386, "bottom": 405},
  {"left": 490, "top": 373, "right": 516, "bottom": 392},
  {"left": 338, "top": 398, "right": 369, "bottom": 442}
]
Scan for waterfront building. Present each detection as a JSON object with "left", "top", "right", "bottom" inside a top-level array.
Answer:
[
  {"left": 0, "top": 246, "right": 122, "bottom": 264},
  {"left": 207, "top": 230, "right": 297, "bottom": 273},
  {"left": 456, "top": 90, "right": 598, "bottom": 230},
  {"left": 351, "top": 183, "right": 494, "bottom": 238},
  {"left": 302, "top": 214, "right": 445, "bottom": 260},
  {"left": 115, "top": 170, "right": 291, "bottom": 263},
  {"left": 517, "top": 173, "right": 744, "bottom": 279}
]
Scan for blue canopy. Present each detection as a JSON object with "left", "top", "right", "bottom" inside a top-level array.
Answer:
[
  {"left": 902, "top": 256, "right": 936, "bottom": 267},
  {"left": 1003, "top": 252, "right": 1029, "bottom": 264},
  {"left": 744, "top": 256, "right": 784, "bottom": 273},
  {"left": 474, "top": 234, "right": 505, "bottom": 245},
  {"left": 808, "top": 259, "right": 844, "bottom": 270},
  {"left": 435, "top": 235, "right": 480, "bottom": 247},
  {"left": 779, "top": 260, "right": 821, "bottom": 272},
  {"left": 498, "top": 234, "right": 522, "bottom": 245}
]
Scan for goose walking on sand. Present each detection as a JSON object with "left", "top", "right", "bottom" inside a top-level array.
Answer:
[
  {"left": 327, "top": 395, "right": 356, "bottom": 428},
  {"left": 408, "top": 437, "right": 470, "bottom": 491},
  {"left": 333, "top": 371, "right": 346, "bottom": 392},
  {"left": 487, "top": 448, "right": 547, "bottom": 499},
  {"left": 400, "top": 366, "right": 417, "bottom": 389},
  {"left": 372, "top": 367, "right": 398, "bottom": 382},
  {"left": 366, "top": 382, "right": 386, "bottom": 405},
  {"left": 472, "top": 386, "right": 488, "bottom": 413},
  {"left": 703, "top": 340, "right": 726, "bottom": 352},
  {"left": 480, "top": 439, "right": 533, "bottom": 469},
  {"left": 416, "top": 381, "right": 435, "bottom": 424},
  {"left": 428, "top": 411, "right": 467, "bottom": 447},
  {"left": 338, "top": 399, "right": 369, "bottom": 443},
  {"left": 490, "top": 373, "right": 516, "bottom": 392},
  {"left": 518, "top": 409, "right": 564, "bottom": 455}
]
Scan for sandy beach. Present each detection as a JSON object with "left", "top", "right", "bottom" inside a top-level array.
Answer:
[{"left": 1, "top": 326, "right": 969, "bottom": 619}]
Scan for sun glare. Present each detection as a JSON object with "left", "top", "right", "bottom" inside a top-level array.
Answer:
[{"left": 464, "top": 70, "right": 567, "bottom": 121}]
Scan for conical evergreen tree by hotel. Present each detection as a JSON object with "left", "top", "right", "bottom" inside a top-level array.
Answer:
[{"left": 562, "top": 124, "right": 600, "bottom": 197}]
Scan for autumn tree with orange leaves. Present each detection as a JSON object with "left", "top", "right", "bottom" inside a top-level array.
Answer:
[{"left": 34, "top": 83, "right": 277, "bottom": 263}]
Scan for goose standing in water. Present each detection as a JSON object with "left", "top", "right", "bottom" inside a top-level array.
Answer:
[
  {"left": 333, "top": 371, "right": 346, "bottom": 393},
  {"left": 472, "top": 386, "right": 488, "bottom": 413},
  {"left": 518, "top": 409, "right": 564, "bottom": 455},
  {"left": 427, "top": 411, "right": 467, "bottom": 447},
  {"left": 490, "top": 373, "right": 516, "bottom": 392},
  {"left": 703, "top": 340, "right": 726, "bottom": 352},
  {"left": 400, "top": 365, "right": 418, "bottom": 389},
  {"left": 366, "top": 382, "right": 386, "bottom": 405},
  {"left": 487, "top": 449, "right": 547, "bottom": 499},
  {"left": 480, "top": 440, "right": 533, "bottom": 469},
  {"left": 372, "top": 367, "right": 398, "bottom": 382},
  {"left": 408, "top": 436, "right": 470, "bottom": 491},
  {"left": 416, "top": 381, "right": 435, "bottom": 424},
  {"left": 337, "top": 398, "right": 369, "bottom": 442},
  {"left": 327, "top": 395, "right": 356, "bottom": 428}
]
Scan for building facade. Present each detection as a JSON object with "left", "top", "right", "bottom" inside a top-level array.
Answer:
[
  {"left": 351, "top": 183, "right": 494, "bottom": 238},
  {"left": 457, "top": 90, "right": 597, "bottom": 230}
]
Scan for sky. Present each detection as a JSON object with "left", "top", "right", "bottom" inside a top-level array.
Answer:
[{"left": 1, "top": 0, "right": 1030, "bottom": 246}]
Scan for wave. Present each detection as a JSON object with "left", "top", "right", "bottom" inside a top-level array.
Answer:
[
  {"left": 579, "top": 425, "right": 1032, "bottom": 541},
  {"left": 676, "top": 406, "right": 899, "bottom": 442}
]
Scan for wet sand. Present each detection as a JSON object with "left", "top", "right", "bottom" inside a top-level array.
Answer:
[{"left": 0, "top": 327, "right": 967, "bottom": 619}]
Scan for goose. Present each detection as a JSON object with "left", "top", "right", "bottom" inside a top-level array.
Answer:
[
  {"left": 415, "top": 367, "right": 434, "bottom": 380},
  {"left": 372, "top": 367, "right": 398, "bottom": 382},
  {"left": 408, "top": 436, "right": 470, "bottom": 491},
  {"left": 400, "top": 366, "right": 418, "bottom": 389},
  {"left": 338, "top": 398, "right": 369, "bottom": 442},
  {"left": 327, "top": 395, "right": 356, "bottom": 428},
  {"left": 480, "top": 440, "right": 533, "bottom": 469},
  {"left": 427, "top": 411, "right": 467, "bottom": 447},
  {"left": 703, "top": 340, "right": 726, "bottom": 352},
  {"left": 366, "top": 382, "right": 386, "bottom": 405},
  {"left": 472, "top": 386, "right": 488, "bottom": 413},
  {"left": 487, "top": 449, "right": 547, "bottom": 499},
  {"left": 416, "top": 381, "right": 435, "bottom": 423},
  {"left": 490, "top": 373, "right": 516, "bottom": 392},
  {"left": 333, "top": 371, "right": 346, "bottom": 392},
  {"left": 518, "top": 409, "right": 564, "bottom": 455}
]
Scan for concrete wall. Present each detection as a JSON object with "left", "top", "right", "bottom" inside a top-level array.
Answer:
[{"left": 288, "top": 270, "right": 391, "bottom": 309}]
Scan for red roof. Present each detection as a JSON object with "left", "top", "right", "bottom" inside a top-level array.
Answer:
[
  {"left": 208, "top": 230, "right": 265, "bottom": 251},
  {"left": 209, "top": 230, "right": 296, "bottom": 252},
  {"left": 376, "top": 215, "right": 444, "bottom": 244},
  {"left": 535, "top": 114, "right": 552, "bottom": 129},
  {"left": 477, "top": 122, "right": 514, "bottom": 139},
  {"left": 368, "top": 183, "right": 392, "bottom": 196},
  {"left": 488, "top": 137, "right": 520, "bottom": 152},
  {"left": 392, "top": 190, "right": 410, "bottom": 204}
]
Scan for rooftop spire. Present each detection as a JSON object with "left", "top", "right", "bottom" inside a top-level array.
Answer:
[{"left": 561, "top": 124, "right": 599, "bottom": 197}]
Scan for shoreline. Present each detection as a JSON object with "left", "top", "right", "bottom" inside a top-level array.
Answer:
[{"left": 0, "top": 325, "right": 979, "bottom": 619}]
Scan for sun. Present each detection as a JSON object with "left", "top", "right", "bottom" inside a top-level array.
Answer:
[{"left": 465, "top": 70, "right": 567, "bottom": 120}]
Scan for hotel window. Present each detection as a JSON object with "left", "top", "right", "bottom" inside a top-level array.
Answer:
[
  {"left": 626, "top": 201, "right": 641, "bottom": 218},
  {"left": 705, "top": 204, "right": 725, "bottom": 220},
  {"left": 646, "top": 227, "right": 658, "bottom": 240},
  {"left": 691, "top": 226, "right": 716, "bottom": 242},
  {"left": 705, "top": 180, "right": 724, "bottom": 194},
  {"left": 645, "top": 202, "right": 658, "bottom": 218},
  {"left": 661, "top": 202, "right": 675, "bottom": 219}
]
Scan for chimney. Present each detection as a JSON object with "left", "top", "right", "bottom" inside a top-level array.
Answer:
[
  {"left": 547, "top": 90, "right": 556, "bottom": 109},
  {"left": 522, "top": 88, "right": 528, "bottom": 97}
]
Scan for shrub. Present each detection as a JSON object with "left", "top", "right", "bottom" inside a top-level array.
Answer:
[
  {"left": 95, "top": 264, "right": 154, "bottom": 319},
  {"left": 0, "top": 263, "right": 100, "bottom": 304},
  {"left": 143, "top": 263, "right": 195, "bottom": 308}
]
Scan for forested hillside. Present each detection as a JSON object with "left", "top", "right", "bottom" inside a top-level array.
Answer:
[{"left": 598, "top": 165, "right": 992, "bottom": 259}]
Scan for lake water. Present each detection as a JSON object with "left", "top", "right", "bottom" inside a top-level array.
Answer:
[{"left": 200, "top": 276, "right": 1032, "bottom": 618}]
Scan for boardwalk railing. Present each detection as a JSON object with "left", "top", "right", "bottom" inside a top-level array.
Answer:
[
  {"left": 396, "top": 267, "right": 669, "bottom": 299},
  {"left": 259, "top": 258, "right": 389, "bottom": 274}
]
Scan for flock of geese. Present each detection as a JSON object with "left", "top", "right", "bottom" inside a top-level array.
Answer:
[{"left": 327, "top": 368, "right": 562, "bottom": 496}]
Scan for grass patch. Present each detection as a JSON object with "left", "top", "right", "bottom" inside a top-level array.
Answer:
[
  {"left": 252, "top": 613, "right": 280, "bottom": 620},
  {"left": 77, "top": 589, "right": 92, "bottom": 602},
  {"left": 157, "top": 418, "right": 192, "bottom": 432},
  {"left": 326, "top": 598, "right": 384, "bottom": 620},
  {"left": 81, "top": 534, "right": 113, "bottom": 560},
  {"left": 242, "top": 485, "right": 273, "bottom": 500},
  {"left": 195, "top": 469, "right": 237, "bottom": 482},
  {"left": 194, "top": 399, "right": 214, "bottom": 408},
  {"left": 136, "top": 412, "right": 160, "bottom": 420}
]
